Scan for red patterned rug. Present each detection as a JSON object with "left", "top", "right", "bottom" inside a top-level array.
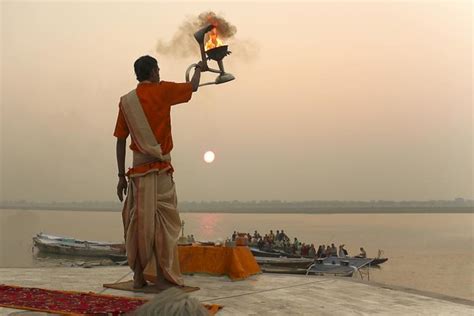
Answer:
[{"left": 0, "top": 284, "right": 221, "bottom": 315}]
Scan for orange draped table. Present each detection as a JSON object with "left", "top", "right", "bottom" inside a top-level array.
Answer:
[{"left": 178, "top": 245, "right": 261, "bottom": 280}]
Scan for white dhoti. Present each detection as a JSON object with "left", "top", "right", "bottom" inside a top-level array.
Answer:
[{"left": 122, "top": 164, "right": 183, "bottom": 286}]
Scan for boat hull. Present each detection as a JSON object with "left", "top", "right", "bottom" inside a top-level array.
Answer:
[
  {"left": 33, "top": 235, "right": 125, "bottom": 258},
  {"left": 371, "top": 258, "right": 388, "bottom": 265},
  {"left": 307, "top": 263, "right": 355, "bottom": 277},
  {"left": 255, "top": 257, "right": 314, "bottom": 269},
  {"left": 250, "top": 247, "right": 302, "bottom": 258}
]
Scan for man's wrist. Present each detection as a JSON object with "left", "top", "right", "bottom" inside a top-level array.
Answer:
[{"left": 118, "top": 173, "right": 126, "bottom": 178}]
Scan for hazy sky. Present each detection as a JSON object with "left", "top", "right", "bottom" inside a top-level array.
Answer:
[{"left": 1, "top": 1, "right": 472, "bottom": 202}]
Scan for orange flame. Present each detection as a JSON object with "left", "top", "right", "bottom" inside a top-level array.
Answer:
[{"left": 205, "top": 27, "right": 223, "bottom": 51}]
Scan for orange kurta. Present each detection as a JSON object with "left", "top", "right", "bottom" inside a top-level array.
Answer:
[{"left": 114, "top": 81, "right": 193, "bottom": 155}]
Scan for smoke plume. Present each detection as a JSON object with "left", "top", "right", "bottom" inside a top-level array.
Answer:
[{"left": 156, "top": 11, "right": 257, "bottom": 60}]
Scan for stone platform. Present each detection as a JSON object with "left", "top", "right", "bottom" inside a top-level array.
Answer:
[{"left": 0, "top": 267, "right": 472, "bottom": 315}]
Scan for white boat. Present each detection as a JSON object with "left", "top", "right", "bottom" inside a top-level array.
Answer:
[
  {"left": 33, "top": 233, "right": 125, "bottom": 258},
  {"left": 306, "top": 257, "right": 374, "bottom": 278}
]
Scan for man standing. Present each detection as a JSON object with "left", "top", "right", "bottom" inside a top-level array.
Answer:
[{"left": 114, "top": 55, "right": 204, "bottom": 289}]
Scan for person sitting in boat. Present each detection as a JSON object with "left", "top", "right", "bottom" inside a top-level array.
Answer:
[
  {"left": 316, "top": 245, "right": 324, "bottom": 258},
  {"left": 283, "top": 240, "right": 291, "bottom": 254},
  {"left": 265, "top": 239, "right": 273, "bottom": 251},
  {"left": 231, "top": 231, "right": 237, "bottom": 241},
  {"left": 291, "top": 238, "right": 300, "bottom": 254},
  {"left": 325, "top": 244, "right": 332, "bottom": 257},
  {"left": 329, "top": 243, "right": 338, "bottom": 257},
  {"left": 275, "top": 230, "right": 281, "bottom": 241},
  {"left": 308, "top": 244, "right": 316, "bottom": 258},
  {"left": 280, "top": 229, "right": 289, "bottom": 242},
  {"left": 293, "top": 237, "right": 300, "bottom": 248},
  {"left": 358, "top": 247, "right": 367, "bottom": 258},
  {"left": 268, "top": 230, "right": 275, "bottom": 241},
  {"left": 338, "top": 244, "right": 348, "bottom": 257},
  {"left": 300, "top": 243, "right": 307, "bottom": 256},
  {"left": 273, "top": 238, "right": 282, "bottom": 248}
]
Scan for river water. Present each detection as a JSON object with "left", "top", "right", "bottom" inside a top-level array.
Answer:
[{"left": 0, "top": 209, "right": 472, "bottom": 300}]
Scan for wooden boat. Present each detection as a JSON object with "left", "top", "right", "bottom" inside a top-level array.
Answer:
[
  {"left": 261, "top": 261, "right": 357, "bottom": 277},
  {"left": 306, "top": 257, "right": 374, "bottom": 278},
  {"left": 250, "top": 247, "right": 301, "bottom": 258},
  {"left": 33, "top": 233, "right": 125, "bottom": 258},
  {"left": 306, "top": 262, "right": 355, "bottom": 277},
  {"left": 250, "top": 248, "right": 280, "bottom": 258},
  {"left": 260, "top": 266, "right": 310, "bottom": 275},
  {"left": 342, "top": 256, "right": 388, "bottom": 265},
  {"left": 252, "top": 247, "right": 388, "bottom": 265},
  {"left": 255, "top": 256, "right": 314, "bottom": 269},
  {"left": 321, "top": 256, "right": 374, "bottom": 267},
  {"left": 370, "top": 257, "right": 388, "bottom": 265},
  {"left": 35, "top": 233, "right": 124, "bottom": 247}
]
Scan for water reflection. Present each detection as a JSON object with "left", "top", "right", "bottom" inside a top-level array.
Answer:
[{"left": 196, "top": 213, "right": 224, "bottom": 240}]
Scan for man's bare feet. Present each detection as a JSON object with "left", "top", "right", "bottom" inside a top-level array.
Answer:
[
  {"left": 133, "top": 272, "right": 147, "bottom": 289},
  {"left": 155, "top": 278, "right": 176, "bottom": 290}
]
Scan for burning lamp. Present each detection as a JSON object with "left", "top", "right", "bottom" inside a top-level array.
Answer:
[{"left": 186, "top": 24, "right": 235, "bottom": 87}]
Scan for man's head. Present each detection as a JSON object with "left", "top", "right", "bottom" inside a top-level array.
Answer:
[
  {"left": 134, "top": 55, "right": 160, "bottom": 82},
  {"left": 131, "top": 287, "right": 209, "bottom": 316}
]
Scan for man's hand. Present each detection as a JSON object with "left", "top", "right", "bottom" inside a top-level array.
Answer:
[
  {"left": 191, "top": 62, "right": 203, "bottom": 92},
  {"left": 197, "top": 60, "right": 208, "bottom": 72},
  {"left": 117, "top": 176, "right": 128, "bottom": 202}
]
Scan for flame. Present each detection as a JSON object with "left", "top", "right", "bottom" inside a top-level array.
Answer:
[{"left": 205, "top": 27, "right": 223, "bottom": 51}]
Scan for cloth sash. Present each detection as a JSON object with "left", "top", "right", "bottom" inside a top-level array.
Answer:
[
  {"left": 120, "top": 89, "right": 171, "bottom": 161},
  {"left": 133, "top": 151, "right": 162, "bottom": 168}
]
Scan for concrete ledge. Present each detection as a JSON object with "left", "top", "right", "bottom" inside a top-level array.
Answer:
[{"left": 0, "top": 267, "right": 472, "bottom": 315}]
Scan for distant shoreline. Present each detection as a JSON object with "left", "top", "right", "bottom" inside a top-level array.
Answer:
[{"left": 1, "top": 206, "right": 472, "bottom": 214}]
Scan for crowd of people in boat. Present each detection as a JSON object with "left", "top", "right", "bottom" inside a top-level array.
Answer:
[{"left": 231, "top": 229, "right": 367, "bottom": 258}]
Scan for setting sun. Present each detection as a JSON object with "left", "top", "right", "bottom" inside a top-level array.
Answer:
[{"left": 203, "top": 151, "right": 215, "bottom": 163}]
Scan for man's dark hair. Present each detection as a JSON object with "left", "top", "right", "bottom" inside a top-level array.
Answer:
[{"left": 134, "top": 55, "right": 158, "bottom": 82}]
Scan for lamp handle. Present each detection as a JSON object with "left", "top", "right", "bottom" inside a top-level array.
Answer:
[
  {"left": 185, "top": 63, "right": 222, "bottom": 86},
  {"left": 185, "top": 63, "right": 198, "bottom": 83}
]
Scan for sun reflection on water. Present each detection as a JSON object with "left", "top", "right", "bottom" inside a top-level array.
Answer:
[{"left": 197, "top": 213, "right": 224, "bottom": 240}]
